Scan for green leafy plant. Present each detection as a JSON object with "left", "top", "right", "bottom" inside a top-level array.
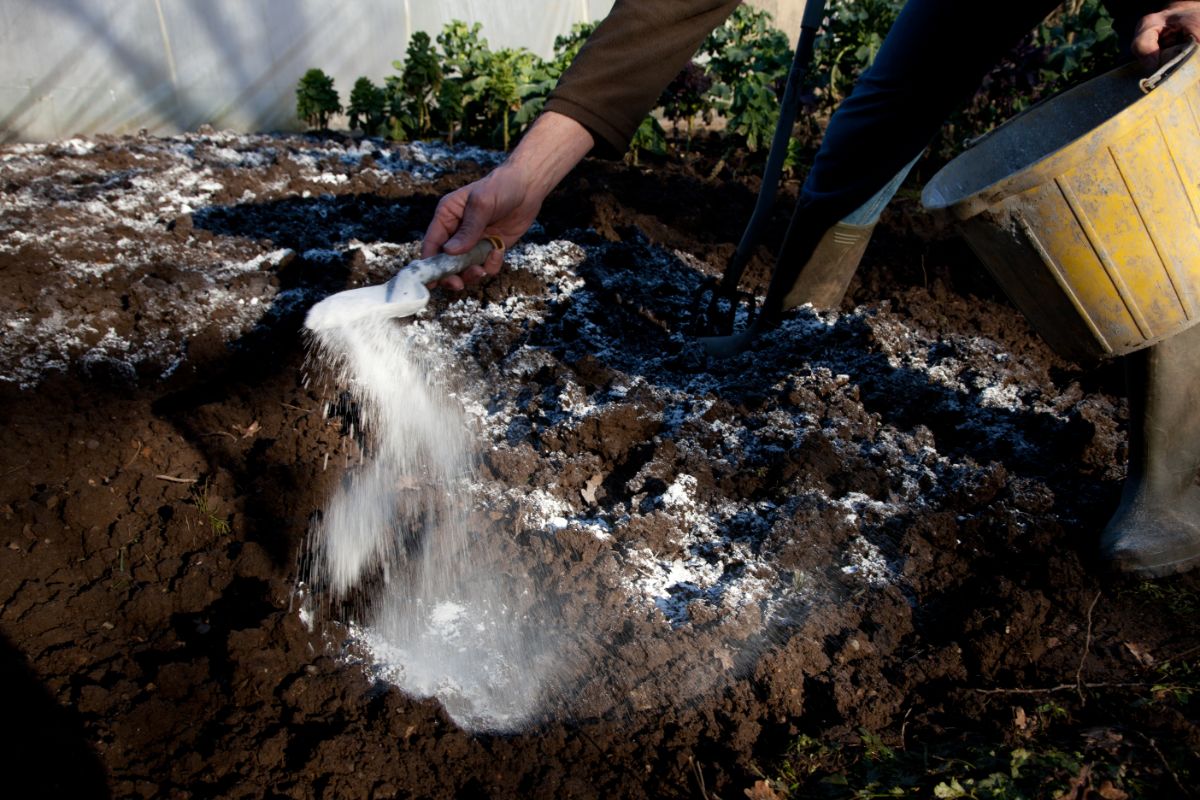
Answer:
[
  {"left": 1152, "top": 656, "right": 1199, "bottom": 705},
  {"left": 436, "top": 78, "right": 465, "bottom": 144},
  {"left": 347, "top": 76, "right": 388, "bottom": 135},
  {"left": 1035, "top": 0, "right": 1120, "bottom": 88},
  {"left": 782, "top": 137, "right": 807, "bottom": 179},
  {"left": 293, "top": 16, "right": 663, "bottom": 159},
  {"left": 626, "top": 114, "right": 667, "bottom": 166},
  {"left": 484, "top": 50, "right": 519, "bottom": 150},
  {"left": 380, "top": 21, "right": 570, "bottom": 149},
  {"left": 437, "top": 20, "right": 494, "bottom": 141},
  {"left": 297, "top": 0, "right": 1123, "bottom": 170},
  {"left": 940, "top": 0, "right": 1120, "bottom": 156},
  {"left": 757, "top": 719, "right": 1190, "bottom": 800},
  {"left": 808, "top": 0, "right": 904, "bottom": 112},
  {"left": 394, "top": 31, "right": 443, "bottom": 138},
  {"left": 295, "top": 68, "right": 341, "bottom": 130},
  {"left": 797, "top": 0, "right": 1121, "bottom": 162},
  {"left": 659, "top": 61, "right": 713, "bottom": 154},
  {"left": 1124, "top": 581, "right": 1200, "bottom": 707},
  {"left": 548, "top": 21, "right": 597, "bottom": 78},
  {"left": 382, "top": 71, "right": 412, "bottom": 141},
  {"left": 701, "top": 5, "right": 794, "bottom": 153},
  {"left": 438, "top": 20, "right": 490, "bottom": 79},
  {"left": 509, "top": 48, "right": 558, "bottom": 136},
  {"left": 1129, "top": 579, "right": 1200, "bottom": 618}
]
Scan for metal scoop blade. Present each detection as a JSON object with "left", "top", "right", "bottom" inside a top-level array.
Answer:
[{"left": 304, "top": 238, "right": 499, "bottom": 332}]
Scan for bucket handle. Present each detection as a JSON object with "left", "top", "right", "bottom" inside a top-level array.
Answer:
[{"left": 1140, "top": 42, "right": 1197, "bottom": 93}]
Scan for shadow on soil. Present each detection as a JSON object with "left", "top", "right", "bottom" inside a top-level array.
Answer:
[{"left": 0, "top": 630, "right": 110, "bottom": 800}]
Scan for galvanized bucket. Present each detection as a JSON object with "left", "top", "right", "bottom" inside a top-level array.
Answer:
[{"left": 922, "top": 44, "right": 1200, "bottom": 361}]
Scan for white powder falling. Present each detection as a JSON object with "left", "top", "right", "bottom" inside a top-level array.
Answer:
[{"left": 303, "top": 315, "right": 557, "bottom": 732}]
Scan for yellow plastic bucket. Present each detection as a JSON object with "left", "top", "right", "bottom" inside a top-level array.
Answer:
[{"left": 922, "top": 44, "right": 1200, "bottom": 361}]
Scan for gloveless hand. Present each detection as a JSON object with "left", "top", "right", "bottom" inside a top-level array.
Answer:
[
  {"left": 421, "top": 111, "right": 595, "bottom": 291},
  {"left": 1133, "top": 2, "right": 1200, "bottom": 69}
]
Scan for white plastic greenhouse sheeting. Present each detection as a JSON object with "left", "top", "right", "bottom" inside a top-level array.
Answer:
[
  {"left": 0, "top": 0, "right": 810, "bottom": 143},
  {"left": 0, "top": 0, "right": 617, "bottom": 142}
]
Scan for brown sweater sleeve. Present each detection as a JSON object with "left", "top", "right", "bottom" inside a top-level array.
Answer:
[{"left": 544, "top": 0, "right": 741, "bottom": 157}]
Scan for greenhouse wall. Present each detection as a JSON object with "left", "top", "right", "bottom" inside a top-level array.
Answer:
[{"left": 0, "top": 0, "right": 810, "bottom": 143}]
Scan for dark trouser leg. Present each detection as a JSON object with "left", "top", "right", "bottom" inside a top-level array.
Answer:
[
  {"left": 1102, "top": 323, "right": 1200, "bottom": 576},
  {"left": 764, "top": 0, "right": 1064, "bottom": 317}
]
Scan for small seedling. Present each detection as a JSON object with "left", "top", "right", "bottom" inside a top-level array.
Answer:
[
  {"left": 1033, "top": 700, "right": 1070, "bottom": 722},
  {"left": 110, "top": 545, "right": 131, "bottom": 590},
  {"left": 191, "top": 480, "right": 231, "bottom": 536}
]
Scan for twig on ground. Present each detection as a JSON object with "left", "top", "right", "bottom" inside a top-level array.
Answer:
[
  {"left": 974, "top": 680, "right": 1188, "bottom": 696},
  {"left": 1076, "top": 590, "right": 1102, "bottom": 703},
  {"left": 899, "top": 705, "right": 913, "bottom": 750},
  {"left": 122, "top": 440, "right": 142, "bottom": 468},
  {"left": 155, "top": 474, "right": 197, "bottom": 484},
  {"left": 1160, "top": 643, "right": 1200, "bottom": 667},
  {"left": 0, "top": 462, "right": 29, "bottom": 479},
  {"left": 690, "top": 756, "right": 710, "bottom": 800},
  {"left": 1136, "top": 731, "right": 1192, "bottom": 799}
]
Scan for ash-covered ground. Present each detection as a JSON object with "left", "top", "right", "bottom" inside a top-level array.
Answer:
[{"left": 1, "top": 130, "right": 1196, "bottom": 798}]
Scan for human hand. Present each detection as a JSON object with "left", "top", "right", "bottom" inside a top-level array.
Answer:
[
  {"left": 420, "top": 111, "right": 594, "bottom": 291},
  {"left": 420, "top": 165, "right": 542, "bottom": 290},
  {"left": 1133, "top": 2, "right": 1200, "bottom": 70}
]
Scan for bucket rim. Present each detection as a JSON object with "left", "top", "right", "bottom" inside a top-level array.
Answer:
[{"left": 921, "top": 43, "right": 1199, "bottom": 218}]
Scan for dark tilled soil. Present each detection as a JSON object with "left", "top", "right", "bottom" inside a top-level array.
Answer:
[{"left": 1, "top": 131, "right": 1197, "bottom": 799}]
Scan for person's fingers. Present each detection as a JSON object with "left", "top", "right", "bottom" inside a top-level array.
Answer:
[
  {"left": 420, "top": 235, "right": 440, "bottom": 260},
  {"left": 1174, "top": 7, "right": 1200, "bottom": 44},
  {"left": 461, "top": 265, "right": 488, "bottom": 285},
  {"left": 422, "top": 190, "right": 468, "bottom": 258},
  {"left": 1132, "top": 14, "right": 1169, "bottom": 69},
  {"left": 482, "top": 248, "right": 505, "bottom": 277},
  {"left": 438, "top": 273, "right": 466, "bottom": 291},
  {"left": 443, "top": 189, "right": 494, "bottom": 254},
  {"left": 436, "top": 237, "right": 505, "bottom": 289},
  {"left": 436, "top": 265, "right": 486, "bottom": 290},
  {"left": 1133, "top": 5, "right": 1200, "bottom": 70}
]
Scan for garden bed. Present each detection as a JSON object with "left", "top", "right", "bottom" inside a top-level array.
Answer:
[{"left": 1, "top": 130, "right": 1196, "bottom": 798}]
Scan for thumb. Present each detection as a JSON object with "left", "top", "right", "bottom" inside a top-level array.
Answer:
[{"left": 443, "top": 194, "right": 491, "bottom": 254}]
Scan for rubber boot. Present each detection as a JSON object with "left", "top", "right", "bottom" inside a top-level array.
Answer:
[
  {"left": 781, "top": 220, "right": 876, "bottom": 310},
  {"left": 780, "top": 153, "right": 921, "bottom": 312},
  {"left": 697, "top": 216, "right": 872, "bottom": 359},
  {"left": 1101, "top": 321, "right": 1200, "bottom": 577}
]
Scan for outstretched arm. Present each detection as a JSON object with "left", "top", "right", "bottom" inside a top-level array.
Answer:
[
  {"left": 421, "top": 0, "right": 740, "bottom": 288},
  {"left": 1132, "top": 2, "right": 1200, "bottom": 68},
  {"left": 420, "top": 111, "right": 593, "bottom": 289}
]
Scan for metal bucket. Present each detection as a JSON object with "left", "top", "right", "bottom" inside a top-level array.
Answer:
[{"left": 922, "top": 44, "right": 1200, "bottom": 361}]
